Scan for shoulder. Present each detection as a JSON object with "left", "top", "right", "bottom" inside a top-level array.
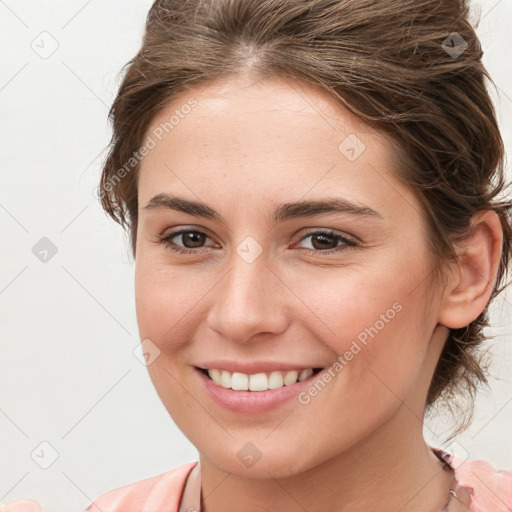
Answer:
[
  {"left": 86, "top": 461, "right": 197, "bottom": 512},
  {"left": 446, "top": 452, "right": 512, "bottom": 511}
]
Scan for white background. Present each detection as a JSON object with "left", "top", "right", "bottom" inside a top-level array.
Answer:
[{"left": 1, "top": 1, "right": 511, "bottom": 510}]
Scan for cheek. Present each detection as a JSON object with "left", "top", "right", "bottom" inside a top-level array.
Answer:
[
  {"left": 289, "top": 260, "right": 431, "bottom": 346},
  {"left": 134, "top": 258, "right": 210, "bottom": 347},
  {"left": 287, "top": 261, "right": 436, "bottom": 400},
  {"left": 134, "top": 260, "right": 203, "bottom": 420}
]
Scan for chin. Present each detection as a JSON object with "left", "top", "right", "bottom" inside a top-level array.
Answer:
[{"left": 199, "top": 439, "right": 320, "bottom": 480}]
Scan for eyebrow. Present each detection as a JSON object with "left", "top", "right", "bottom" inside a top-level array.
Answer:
[{"left": 143, "top": 193, "right": 383, "bottom": 224}]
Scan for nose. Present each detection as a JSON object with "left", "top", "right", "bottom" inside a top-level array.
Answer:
[{"left": 205, "top": 249, "right": 289, "bottom": 344}]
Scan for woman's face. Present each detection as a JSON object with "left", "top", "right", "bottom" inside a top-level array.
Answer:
[{"left": 134, "top": 75, "right": 448, "bottom": 477}]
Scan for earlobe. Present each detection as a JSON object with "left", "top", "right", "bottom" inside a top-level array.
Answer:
[{"left": 438, "top": 210, "right": 503, "bottom": 329}]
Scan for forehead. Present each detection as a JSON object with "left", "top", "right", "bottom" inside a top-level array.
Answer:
[
  {"left": 145, "top": 74, "right": 381, "bottom": 151},
  {"left": 137, "top": 75, "right": 414, "bottom": 219}
]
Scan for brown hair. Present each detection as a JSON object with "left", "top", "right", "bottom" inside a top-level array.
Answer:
[{"left": 99, "top": 0, "right": 511, "bottom": 437}]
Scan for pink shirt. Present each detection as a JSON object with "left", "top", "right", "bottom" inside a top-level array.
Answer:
[
  {"left": 2, "top": 448, "right": 511, "bottom": 511},
  {"left": 84, "top": 448, "right": 512, "bottom": 511}
]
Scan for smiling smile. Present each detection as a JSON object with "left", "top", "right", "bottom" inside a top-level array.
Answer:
[
  {"left": 201, "top": 367, "right": 323, "bottom": 391},
  {"left": 195, "top": 366, "right": 324, "bottom": 413}
]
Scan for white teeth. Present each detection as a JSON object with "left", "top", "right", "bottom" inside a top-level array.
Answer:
[
  {"left": 299, "top": 368, "right": 313, "bottom": 381},
  {"left": 283, "top": 370, "right": 298, "bottom": 385},
  {"left": 231, "top": 372, "right": 249, "bottom": 390},
  {"left": 268, "top": 371, "right": 284, "bottom": 389},
  {"left": 206, "top": 367, "right": 317, "bottom": 391},
  {"left": 249, "top": 373, "right": 268, "bottom": 391},
  {"left": 220, "top": 370, "right": 231, "bottom": 389},
  {"left": 209, "top": 369, "right": 221, "bottom": 384}
]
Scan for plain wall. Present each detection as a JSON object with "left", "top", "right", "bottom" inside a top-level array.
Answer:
[{"left": 1, "top": 1, "right": 511, "bottom": 511}]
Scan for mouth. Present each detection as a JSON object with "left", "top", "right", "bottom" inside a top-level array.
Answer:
[
  {"left": 195, "top": 364, "right": 328, "bottom": 413},
  {"left": 196, "top": 366, "right": 324, "bottom": 392}
]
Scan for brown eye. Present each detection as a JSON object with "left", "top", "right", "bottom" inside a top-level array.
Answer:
[
  {"left": 176, "top": 231, "right": 207, "bottom": 248},
  {"left": 309, "top": 232, "right": 338, "bottom": 250},
  {"left": 157, "top": 229, "right": 215, "bottom": 254},
  {"left": 296, "top": 230, "right": 357, "bottom": 254}
]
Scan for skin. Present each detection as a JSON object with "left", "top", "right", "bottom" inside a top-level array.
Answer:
[{"left": 134, "top": 74, "right": 503, "bottom": 512}]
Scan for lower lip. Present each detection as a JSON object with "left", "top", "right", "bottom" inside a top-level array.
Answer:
[{"left": 196, "top": 367, "right": 322, "bottom": 414}]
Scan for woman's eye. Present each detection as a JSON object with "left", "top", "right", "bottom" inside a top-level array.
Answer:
[
  {"left": 157, "top": 229, "right": 215, "bottom": 254},
  {"left": 295, "top": 230, "right": 357, "bottom": 254}
]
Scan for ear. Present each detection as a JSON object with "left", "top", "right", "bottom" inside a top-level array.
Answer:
[{"left": 438, "top": 210, "right": 503, "bottom": 329}]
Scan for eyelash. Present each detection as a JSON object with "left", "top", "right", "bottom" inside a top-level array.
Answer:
[{"left": 156, "top": 228, "right": 358, "bottom": 255}]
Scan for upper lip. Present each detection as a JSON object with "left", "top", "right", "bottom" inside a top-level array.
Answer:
[{"left": 196, "top": 360, "right": 324, "bottom": 374}]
